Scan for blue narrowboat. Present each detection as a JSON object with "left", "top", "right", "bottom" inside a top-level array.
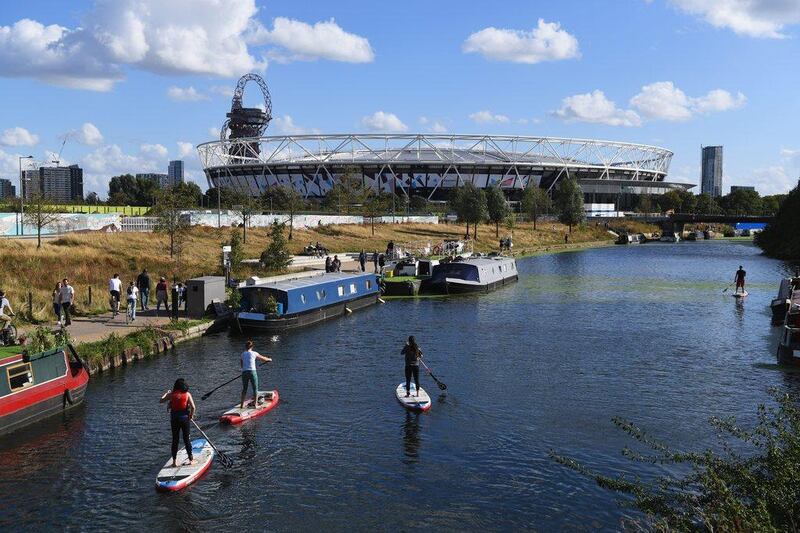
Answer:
[{"left": 236, "top": 272, "right": 381, "bottom": 332}]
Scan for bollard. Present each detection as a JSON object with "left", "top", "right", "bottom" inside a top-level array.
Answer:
[
  {"left": 88, "top": 286, "right": 92, "bottom": 305},
  {"left": 27, "top": 291, "right": 33, "bottom": 321}
]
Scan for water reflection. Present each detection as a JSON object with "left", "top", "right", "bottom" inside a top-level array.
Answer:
[{"left": 402, "top": 412, "right": 421, "bottom": 463}]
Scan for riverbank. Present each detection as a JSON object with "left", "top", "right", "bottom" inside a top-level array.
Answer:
[{"left": 3, "top": 220, "right": 612, "bottom": 322}]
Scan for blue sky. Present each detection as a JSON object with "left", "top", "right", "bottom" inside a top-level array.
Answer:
[{"left": 0, "top": 0, "right": 798, "bottom": 197}]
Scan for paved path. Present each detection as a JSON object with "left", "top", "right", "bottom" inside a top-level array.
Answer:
[{"left": 23, "top": 308, "right": 175, "bottom": 344}]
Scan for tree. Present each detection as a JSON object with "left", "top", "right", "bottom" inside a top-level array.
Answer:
[
  {"left": 23, "top": 193, "right": 61, "bottom": 249},
  {"left": 229, "top": 192, "right": 263, "bottom": 244},
  {"left": 636, "top": 194, "right": 653, "bottom": 213},
  {"left": 755, "top": 184, "right": 799, "bottom": 259},
  {"left": 694, "top": 193, "right": 721, "bottom": 215},
  {"left": 763, "top": 194, "right": 787, "bottom": 216},
  {"left": 720, "top": 188, "right": 763, "bottom": 215},
  {"left": 85, "top": 192, "right": 101, "bottom": 205},
  {"left": 409, "top": 195, "right": 428, "bottom": 213},
  {"left": 485, "top": 186, "right": 511, "bottom": 237},
  {"left": 521, "top": 186, "right": 552, "bottom": 230},
  {"left": 108, "top": 174, "right": 159, "bottom": 206},
  {"left": 152, "top": 187, "right": 192, "bottom": 258},
  {"left": 264, "top": 185, "right": 306, "bottom": 240},
  {"left": 227, "top": 229, "right": 245, "bottom": 275},
  {"left": 260, "top": 221, "right": 292, "bottom": 271},
  {"left": 203, "top": 186, "right": 239, "bottom": 209},
  {"left": 322, "top": 168, "right": 369, "bottom": 214},
  {"left": 448, "top": 187, "right": 469, "bottom": 237},
  {"left": 658, "top": 190, "right": 684, "bottom": 213},
  {"left": 448, "top": 183, "right": 487, "bottom": 239},
  {"left": 554, "top": 178, "right": 584, "bottom": 232},
  {"left": 171, "top": 182, "right": 203, "bottom": 207},
  {"left": 362, "top": 191, "right": 391, "bottom": 235}
]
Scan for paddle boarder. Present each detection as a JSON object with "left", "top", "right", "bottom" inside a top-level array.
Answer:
[
  {"left": 734, "top": 265, "right": 746, "bottom": 294},
  {"left": 401, "top": 336, "right": 423, "bottom": 397},
  {"left": 241, "top": 341, "right": 273, "bottom": 408},
  {"left": 159, "top": 378, "right": 197, "bottom": 468}
]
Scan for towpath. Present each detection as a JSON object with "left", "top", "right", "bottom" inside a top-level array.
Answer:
[{"left": 21, "top": 309, "right": 173, "bottom": 345}]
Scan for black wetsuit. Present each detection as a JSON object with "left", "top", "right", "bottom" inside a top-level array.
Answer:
[{"left": 402, "top": 345, "right": 420, "bottom": 394}]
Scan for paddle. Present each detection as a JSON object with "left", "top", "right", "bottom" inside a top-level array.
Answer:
[
  {"left": 722, "top": 282, "right": 734, "bottom": 293},
  {"left": 419, "top": 359, "right": 447, "bottom": 391},
  {"left": 191, "top": 419, "right": 233, "bottom": 468},
  {"left": 201, "top": 361, "right": 269, "bottom": 401}
]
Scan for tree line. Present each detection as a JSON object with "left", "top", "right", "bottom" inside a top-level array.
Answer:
[{"left": 637, "top": 188, "right": 785, "bottom": 216}]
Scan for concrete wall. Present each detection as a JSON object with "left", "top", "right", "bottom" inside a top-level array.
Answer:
[
  {"left": 0, "top": 213, "right": 120, "bottom": 236},
  {"left": 187, "top": 212, "right": 438, "bottom": 228}
]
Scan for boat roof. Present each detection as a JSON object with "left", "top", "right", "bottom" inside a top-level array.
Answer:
[
  {"left": 241, "top": 272, "right": 374, "bottom": 292},
  {"left": 447, "top": 256, "right": 515, "bottom": 267}
]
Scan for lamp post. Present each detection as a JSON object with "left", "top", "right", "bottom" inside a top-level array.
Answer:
[{"left": 18, "top": 155, "right": 33, "bottom": 236}]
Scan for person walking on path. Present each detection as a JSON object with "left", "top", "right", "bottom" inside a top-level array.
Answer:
[
  {"left": 373, "top": 250, "right": 378, "bottom": 273},
  {"left": 155, "top": 277, "right": 169, "bottom": 313},
  {"left": 734, "top": 265, "right": 747, "bottom": 294},
  {"left": 378, "top": 254, "right": 386, "bottom": 275},
  {"left": 401, "top": 336, "right": 423, "bottom": 397},
  {"left": 240, "top": 340, "right": 272, "bottom": 408},
  {"left": 325, "top": 256, "right": 332, "bottom": 273},
  {"left": 52, "top": 282, "right": 62, "bottom": 324},
  {"left": 136, "top": 269, "right": 151, "bottom": 311},
  {"left": 59, "top": 279, "right": 75, "bottom": 326},
  {"left": 359, "top": 250, "right": 366, "bottom": 272},
  {"left": 126, "top": 281, "right": 139, "bottom": 321},
  {"left": 332, "top": 255, "right": 341, "bottom": 272},
  {"left": 159, "top": 378, "right": 197, "bottom": 468},
  {"left": 108, "top": 274, "right": 122, "bottom": 316}
]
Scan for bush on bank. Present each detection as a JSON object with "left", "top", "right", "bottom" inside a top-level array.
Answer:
[
  {"left": 551, "top": 389, "right": 800, "bottom": 531},
  {"left": 78, "top": 328, "right": 163, "bottom": 365},
  {"left": 756, "top": 183, "right": 800, "bottom": 260}
]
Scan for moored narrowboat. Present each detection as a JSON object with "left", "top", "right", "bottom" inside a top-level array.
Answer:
[
  {"left": 236, "top": 272, "right": 380, "bottom": 333},
  {"left": 0, "top": 344, "right": 89, "bottom": 435},
  {"left": 771, "top": 278, "right": 796, "bottom": 324},
  {"left": 423, "top": 257, "right": 518, "bottom": 294}
]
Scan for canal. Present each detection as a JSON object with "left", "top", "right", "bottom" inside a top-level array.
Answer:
[{"left": 0, "top": 241, "right": 796, "bottom": 531}]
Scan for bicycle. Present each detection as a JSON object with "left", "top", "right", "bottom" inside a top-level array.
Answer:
[
  {"left": 125, "top": 299, "right": 135, "bottom": 324},
  {"left": 109, "top": 293, "right": 120, "bottom": 317},
  {"left": 0, "top": 318, "right": 18, "bottom": 347}
]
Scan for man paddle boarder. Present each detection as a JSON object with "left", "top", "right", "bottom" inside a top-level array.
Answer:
[
  {"left": 241, "top": 341, "right": 272, "bottom": 409},
  {"left": 734, "top": 265, "right": 746, "bottom": 294}
]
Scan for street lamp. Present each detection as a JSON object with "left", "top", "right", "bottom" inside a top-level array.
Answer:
[{"left": 18, "top": 155, "right": 33, "bottom": 236}]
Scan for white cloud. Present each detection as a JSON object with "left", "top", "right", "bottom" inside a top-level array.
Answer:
[
  {"left": 630, "top": 82, "right": 746, "bottom": 121},
  {"left": 140, "top": 143, "right": 168, "bottom": 158},
  {"left": 361, "top": 111, "right": 408, "bottom": 132},
  {"left": 669, "top": 0, "right": 800, "bottom": 39},
  {"left": 0, "top": 0, "right": 265, "bottom": 91},
  {"left": 0, "top": 126, "right": 39, "bottom": 147},
  {"left": 271, "top": 115, "right": 319, "bottom": 135},
  {"left": 248, "top": 17, "right": 374, "bottom": 63},
  {"left": 462, "top": 19, "right": 579, "bottom": 64},
  {"left": 418, "top": 116, "right": 447, "bottom": 133},
  {"left": 749, "top": 165, "right": 797, "bottom": 195},
  {"left": 208, "top": 126, "right": 221, "bottom": 139},
  {"left": 554, "top": 90, "right": 642, "bottom": 127},
  {"left": 167, "top": 86, "right": 209, "bottom": 102},
  {"left": 177, "top": 142, "right": 194, "bottom": 158},
  {"left": 209, "top": 85, "right": 233, "bottom": 98},
  {"left": 469, "top": 110, "right": 510, "bottom": 124},
  {"left": 72, "top": 122, "right": 104, "bottom": 146}
]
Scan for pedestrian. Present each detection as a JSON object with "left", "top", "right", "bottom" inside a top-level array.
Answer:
[
  {"left": 332, "top": 255, "right": 341, "bottom": 272},
  {"left": 136, "top": 268, "right": 151, "bottom": 311},
  {"left": 387, "top": 240, "right": 395, "bottom": 257},
  {"left": 372, "top": 250, "right": 378, "bottom": 273},
  {"left": 734, "top": 265, "right": 747, "bottom": 294},
  {"left": 155, "top": 277, "right": 169, "bottom": 312},
  {"left": 159, "top": 378, "right": 197, "bottom": 468},
  {"left": 401, "top": 335, "right": 423, "bottom": 397},
  {"left": 378, "top": 253, "right": 386, "bottom": 274},
  {"left": 126, "top": 281, "right": 138, "bottom": 320},
  {"left": 60, "top": 278, "right": 75, "bottom": 326},
  {"left": 564, "top": 234, "right": 569, "bottom": 244},
  {"left": 359, "top": 250, "right": 366, "bottom": 272},
  {"left": 108, "top": 273, "right": 122, "bottom": 316},
  {"left": 325, "top": 256, "right": 332, "bottom": 273},
  {"left": 177, "top": 283, "right": 186, "bottom": 308},
  {"left": 240, "top": 340, "right": 273, "bottom": 409},
  {"left": 52, "top": 282, "right": 62, "bottom": 324}
]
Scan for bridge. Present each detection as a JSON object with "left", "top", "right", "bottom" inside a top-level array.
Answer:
[{"left": 627, "top": 213, "right": 775, "bottom": 233}]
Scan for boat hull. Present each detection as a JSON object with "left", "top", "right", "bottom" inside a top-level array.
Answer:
[
  {"left": 236, "top": 293, "right": 379, "bottom": 333},
  {"left": 442, "top": 274, "right": 519, "bottom": 294}
]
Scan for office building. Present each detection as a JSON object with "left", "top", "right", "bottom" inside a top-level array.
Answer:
[
  {"left": 136, "top": 173, "right": 170, "bottom": 188},
  {"left": 168, "top": 160, "right": 184, "bottom": 186},
  {"left": 23, "top": 165, "right": 83, "bottom": 202},
  {"left": 701, "top": 146, "right": 723, "bottom": 197},
  {"left": 0, "top": 179, "right": 15, "bottom": 199},
  {"left": 730, "top": 185, "right": 755, "bottom": 193}
]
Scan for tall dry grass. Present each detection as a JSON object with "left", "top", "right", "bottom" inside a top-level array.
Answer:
[{"left": 3, "top": 220, "right": 611, "bottom": 321}]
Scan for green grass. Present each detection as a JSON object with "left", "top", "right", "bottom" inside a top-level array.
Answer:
[{"left": 0, "top": 345, "right": 21, "bottom": 360}]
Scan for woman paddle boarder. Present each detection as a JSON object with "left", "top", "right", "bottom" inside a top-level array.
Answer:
[
  {"left": 241, "top": 341, "right": 273, "bottom": 408},
  {"left": 160, "top": 378, "right": 197, "bottom": 468},
  {"left": 402, "top": 336, "right": 423, "bottom": 397}
]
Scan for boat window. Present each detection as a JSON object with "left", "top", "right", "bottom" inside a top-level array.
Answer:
[
  {"left": 366, "top": 280, "right": 372, "bottom": 290},
  {"left": 316, "top": 290, "right": 323, "bottom": 301},
  {"left": 8, "top": 363, "right": 33, "bottom": 392},
  {"left": 337, "top": 286, "right": 344, "bottom": 297},
  {"left": 300, "top": 294, "right": 306, "bottom": 304},
  {"left": 350, "top": 283, "right": 357, "bottom": 294}
]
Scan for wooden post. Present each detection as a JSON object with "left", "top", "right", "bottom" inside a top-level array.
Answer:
[
  {"left": 27, "top": 291, "right": 32, "bottom": 320},
  {"left": 88, "top": 286, "right": 92, "bottom": 305}
]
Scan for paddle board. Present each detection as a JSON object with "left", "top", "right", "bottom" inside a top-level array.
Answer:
[
  {"left": 155, "top": 438, "right": 214, "bottom": 492},
  {"left": 733, "top": 291, "right": 748, "bottom": 298},
  {"left": 395, "top": 383, "right": 431, "bottom": 412},
  {"left": 220, "top": 390, "right": 280, "bottom": 425}
]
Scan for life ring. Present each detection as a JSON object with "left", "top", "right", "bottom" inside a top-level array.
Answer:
[{"left": 63, "top": 389, "right": 75, "bottom": 407}]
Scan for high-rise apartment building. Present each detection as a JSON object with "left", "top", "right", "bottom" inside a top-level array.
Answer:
[
  {"left": 701, "top": 146, "right": 723, "bottom": 197},
  {"left": 23, "top": 165, "right": 83, "bottom": 202},
  {"left": 168, "top": 160, "right": 184, "bottom": 186},
  {"left": 0, "top": 179, "right": 16, "bottom": 199},
  {"left": 136, "top": 173, "right": 170, "bottom": 187}
]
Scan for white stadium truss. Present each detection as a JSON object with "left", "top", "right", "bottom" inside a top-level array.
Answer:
[{"left": 197, "top": 134, "right": 674, "bottom": 199}]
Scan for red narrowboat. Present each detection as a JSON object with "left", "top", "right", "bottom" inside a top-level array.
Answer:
[{"left": 0, "top": 344, "right": 89, "bottom": 435}]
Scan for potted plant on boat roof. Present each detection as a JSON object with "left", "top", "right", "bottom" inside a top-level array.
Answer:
[{"left": 265, "top": 295, "right": 279, "bottom": 316}]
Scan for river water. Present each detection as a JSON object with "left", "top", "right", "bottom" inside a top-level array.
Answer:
[{"left": 1, "top": 241, "right": 797, "bottom": 531}]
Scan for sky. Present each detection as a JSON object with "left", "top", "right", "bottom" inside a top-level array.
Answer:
[{"left": 0, "top": 0, "right": 799, "bottom": 198}]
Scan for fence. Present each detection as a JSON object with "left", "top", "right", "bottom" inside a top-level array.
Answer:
[{"left": 120, "top": 217, "right": 159, "bottom": 232}]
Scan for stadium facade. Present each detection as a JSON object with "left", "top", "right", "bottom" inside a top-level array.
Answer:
[{"left": 198, "top": 134, "right": 691, "bottom": 209}]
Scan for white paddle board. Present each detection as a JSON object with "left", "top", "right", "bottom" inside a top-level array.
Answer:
[
  {"left": 155, "top": 438, "right": 214, "bottom": 492},
  {"left": 220, "top": 390, "right": 279, "bottom": 425},
  {"left": 733, "top": 291, "right": 748, "bottom": 298},
  {"left": 395, "top": 383, "right": 431, "bottom": 412}
]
